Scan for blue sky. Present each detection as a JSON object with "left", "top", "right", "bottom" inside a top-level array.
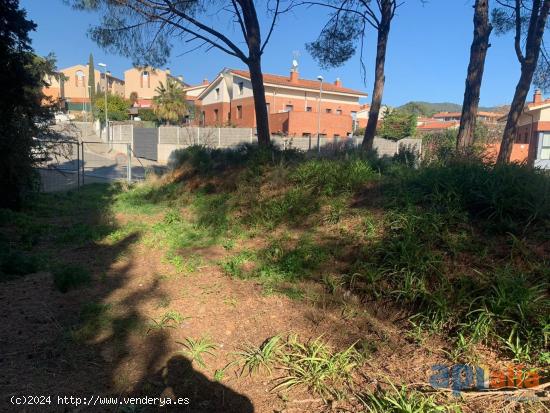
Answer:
[{"left": 21, "top": 0, "right": 522, "bottom": 107}]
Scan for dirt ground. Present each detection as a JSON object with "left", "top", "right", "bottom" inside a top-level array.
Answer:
[{"left": 0, "top": 187, "right": 547, "bottom": 413}]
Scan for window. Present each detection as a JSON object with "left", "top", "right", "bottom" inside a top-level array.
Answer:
[
  {"left": 306, "top": 106, "right": 312, "bottom": 112},
  {"left": 75, "top": 70, "right": 85, "bottom": 87},
  {"left": 302, "top": 133, "right": 311, "bottom": 137},
  {"left": 351, "top": 111, "right": 357, "bottom": 120},
  {"left": 141, "top": 71, "right": 150, "bottom": 88},
  {"left": 285, "top": 104, "right": 294, "bottom": 112},
  {"left": 334, "top": 134, "right": 340, "bottom": 138},
  {"left": 201, "top": 111, "right": 205, "bottom": 125},
  {"left": 266, "top": 103, "right": 270, "bottom": 113},
  {"left": 541, "top": 133, "right": 550, "bottom": 159},
  {"left": 325, "top": 108, "right": 332, "bottom": 114},
  {"left": 238, "top": 81, "right": 244, "bottom": 95},
  {"left": 214, "top": 109, "right": 219, "bottom": 122},
  {"left": 237, "top": 105, "right": 243, "bottom": 120},
  {"left": 336, "top": 109, "right": 342, "bottom": 115},
  {"left": 215, "top": 88, "right": 220, "bottom": 100}
]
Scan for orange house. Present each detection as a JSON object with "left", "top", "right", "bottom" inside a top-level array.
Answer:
[{"left": 195, "top": 67, "right": 367, "bottom": 138}]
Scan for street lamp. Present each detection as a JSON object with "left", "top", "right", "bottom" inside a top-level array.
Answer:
[
  {"left": 98, "top": 63, "right": 109, "bottom": 142},
  {"left": 317, "top": 75, "right": 323, "bottom": 154}
]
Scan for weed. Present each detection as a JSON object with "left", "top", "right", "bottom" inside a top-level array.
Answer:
[
  {"left": 1, "top": 250, "right": 40, "bottom": 278},
  {"left": 359, "top": 382, "right": 460, "bottom": 412},
  {"left": 52, "top": 264, "right": 91, "bottom": 293},
  {"left": 71, "top": 302, "right": 112, "bottom": 342},
  {"left": 147, "top": 310, "right": 187, "bottom": 334},
  {"left": 178, "top": 337, "right": 217, "bottom": 368},
  {"left": 273, "top": 335, "right": 362, "bottom": 399},
  {"left": 213, "top": 368, "right": 226, "bottom": 382},
  {"left": 235, "top": 335, "right": 283, "bottom": 376}
]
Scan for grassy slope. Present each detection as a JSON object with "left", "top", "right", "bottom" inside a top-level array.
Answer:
[{"left": 1, "top": 146, "right": 549, "bottom": 412}]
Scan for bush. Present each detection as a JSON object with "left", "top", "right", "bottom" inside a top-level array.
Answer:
[
  {"left": 394, "top": 159, "right": 550, "bottom": 234},
  {"left": 291, "top": 158, "right": 377, "bottom": 195},
  {"left": 1, "top": 250, "right": 40, "bottom": 278},
  {"left": 52, "top": 264, "right": 91, "bottom": 293}
]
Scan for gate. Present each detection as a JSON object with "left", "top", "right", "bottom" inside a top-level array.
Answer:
[{"left": 133, "top": 128, "right": 158, "bottom": 161}]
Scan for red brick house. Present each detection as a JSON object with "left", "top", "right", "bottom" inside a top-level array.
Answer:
[
  {"left": 195, "top": 68, "right": 367, "bottom": 138},
  {"left": 511, "top": 89, "right": 550, "bottom": 168}
]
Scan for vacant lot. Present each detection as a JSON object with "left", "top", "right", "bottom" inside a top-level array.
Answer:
[{"left": 1, "top": 146, "right": 548, "bottom": 412}]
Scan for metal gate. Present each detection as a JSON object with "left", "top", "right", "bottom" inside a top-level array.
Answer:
[{"left": 133, "top": 128, "right": 158, "bottom": 161}]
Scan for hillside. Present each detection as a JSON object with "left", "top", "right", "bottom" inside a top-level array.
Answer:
[
  {"left": 398, "top": 101, "right": 509, "bottom": 117},
  {"left": 1, "top": 145, "right": 548, "bottom": 413}
]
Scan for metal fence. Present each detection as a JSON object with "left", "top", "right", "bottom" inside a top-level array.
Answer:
[{"left": 35, "top": 139, "right": 145, "bottom": 193}]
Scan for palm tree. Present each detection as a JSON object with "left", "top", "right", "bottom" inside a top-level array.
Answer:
[{"left": 153, "top": 78, "right": 188, "bottom": 125}]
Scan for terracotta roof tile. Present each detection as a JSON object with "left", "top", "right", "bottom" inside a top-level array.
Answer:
[{"left": 230, "top": 69, "right": 367, "bottom": 96}]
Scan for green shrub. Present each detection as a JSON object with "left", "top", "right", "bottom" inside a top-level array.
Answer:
[
  {"left": 52, "top": 264, "right": 91, "bottom": 293},
  {"left": 291, "top": 158, "right": 377, "bottom": 195},
  {"left": 394, "top": 160, "right": 550, "bottom": 234},
  {"left": 1, "top": 250, "right": 40, "bottom": 278}
]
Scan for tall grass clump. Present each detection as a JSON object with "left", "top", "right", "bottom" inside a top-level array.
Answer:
[
  {"left": 395, "top": 159, "right": 550, "bottom": 234},
  {"left": 291, "top": 158, "right": 377, "bottom": 195}
]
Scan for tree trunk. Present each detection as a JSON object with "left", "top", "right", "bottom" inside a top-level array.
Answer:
[
  {"left": 238, "top": 0, "right": 270, "bottom": 147},
  {"left": 457, "top": 0, "right": 492, "bottom": 148},
  {"left": 362, "top": 1, "right": 392, "bottom": 151},
  {"left": 248, "top": 58, "right": 270, "bottom": 147},
  {"left": 498, "top": 0, "right": 550, "bottom": 163}
]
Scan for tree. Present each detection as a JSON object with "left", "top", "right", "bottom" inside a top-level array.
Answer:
[
  {"left": 129, "top": 91, "right": 138, "bottom": 106},
  {"left": 0, "top": 0, "right": 55, "bottom": 209},
  {"left": 94, "top": 93, "right": 130, "bottom": 122},
  {"left": 67, "top": 0, "right": 291, "bottom": 147},
  {"left": 153, "top": 78, "right": 188, "bottom": 125},
  {"left": 378, "top": 109, "right": 417, "bottom": 140},
  {"left": 306, "top": 0, "right": 400, "bottom": 151},
  {"left": 88, "top": 53, "right": 95, "bottom": 113},
  {"left": 456, "top": 0, "right": 492, "bottom": 148},
  {"left": 493, "top": 0, "right": 550, "bottom": 163}
]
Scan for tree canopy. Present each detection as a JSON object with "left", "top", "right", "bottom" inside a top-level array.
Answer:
[
  {"left": 153, "top": 78, "right": 188, "bottom": 125},
  {"left": 94, "top": 92, "right": 130, "bottom": 122},
  {"left": 1, "top": 0, "right": 56, "bottom": 208}
]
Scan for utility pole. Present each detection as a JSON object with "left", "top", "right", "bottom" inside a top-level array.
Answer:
[
  {"left": 98, "top": 63, "right": 109, "bottom": 142},
  {"left": 317, "top": 75, "right": 323, "bottom": 154}
]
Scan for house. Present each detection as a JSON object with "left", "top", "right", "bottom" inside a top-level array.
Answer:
[
  {"left": 416, "top": 117, "right": 460, "bottom": 134},
  {"left": 51, "top": 64, "right": 125, "bottom": 111},
  {"left": 195, "top": 67, "right": 367, "bottom": 138},
  {"left": 432, "top": 111, "right": 502, "bottom": 123},
  {"left": 510, "top": 89, "right": 550, "bottom": 168},
  {"left": 124, "top": 67, "right": 188, "bottom": 108}
]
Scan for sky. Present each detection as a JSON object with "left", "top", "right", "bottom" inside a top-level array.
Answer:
[{"left": 21, "top": 0, "right": 524, "bottom": 107}]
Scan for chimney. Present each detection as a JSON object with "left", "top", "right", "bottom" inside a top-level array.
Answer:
[
  {"left": 202, "top": 78, "right": 209, "bottom": 85},
  {"left": 334, "top": 77, "right": 342, "bottom": 87},
  {"left": 289, "top": 69, "right": 299, "bottom": 83},
  {"left": 534, "top": 89, "right": 542, "bottom": 104}
]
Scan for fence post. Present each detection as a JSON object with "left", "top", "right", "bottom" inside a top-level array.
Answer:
[
  {"left": 197, "top": 127, "right": 200, "bottom": 145},
  {"left": 80, "top": 141, "right": 85, "bottom": 186},
  {"left": 131, "top": 124, "right": 134, "bottom": 148},
  {"left": 177, "top": 127, "right": 180, "bottom": 145},
  {"left": 218, "top": 128, "right": 221, "bottom": 148},
  {"left": 249, "top": 128, "right": 253, "bottom": 143},
  {"left": 127, "top": 143, "right": 132, "bottom": 184}
]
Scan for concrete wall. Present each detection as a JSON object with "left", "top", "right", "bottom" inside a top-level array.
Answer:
[{"left": 156, "top": 129, "right": 421, "bottom": 164}]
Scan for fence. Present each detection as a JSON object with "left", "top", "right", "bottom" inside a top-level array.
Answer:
[
  {"left": 35, "top": 139, "right": 145, "bottom": 193},
  {"left": 95, "top": 123, "right": 422, "bottom": 165}
]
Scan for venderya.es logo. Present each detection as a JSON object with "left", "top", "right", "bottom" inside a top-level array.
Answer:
[{"left": 429, "top": 364, "right": 546, "bottom": 396}]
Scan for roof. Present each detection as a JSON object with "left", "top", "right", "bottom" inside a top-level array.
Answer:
[
  {"left": 417, "top": 121, "right": 460, "bottom": 131},
  {"left": 230, "top": 69, "right": 367, "bottom": 96},
  {"left": 433, "top": 111, "right": 503, "bottom": 119}
]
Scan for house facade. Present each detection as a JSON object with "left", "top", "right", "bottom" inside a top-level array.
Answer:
[
  {"left": 124, "top": 67, "right": 188, "bottom": 108},
  {"left": 195, "top": 68, "right": 367, "bottom": 138},
  {"left": 513, "top": 89, "right": 550, "bottom": 168},
  {"left": 43, "top": 64, "right": 125, "bottom": 111}
]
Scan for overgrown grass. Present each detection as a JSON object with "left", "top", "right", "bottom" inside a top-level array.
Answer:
[{"left": 52, "top": 263, "right": 91, "bottom": 293}]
